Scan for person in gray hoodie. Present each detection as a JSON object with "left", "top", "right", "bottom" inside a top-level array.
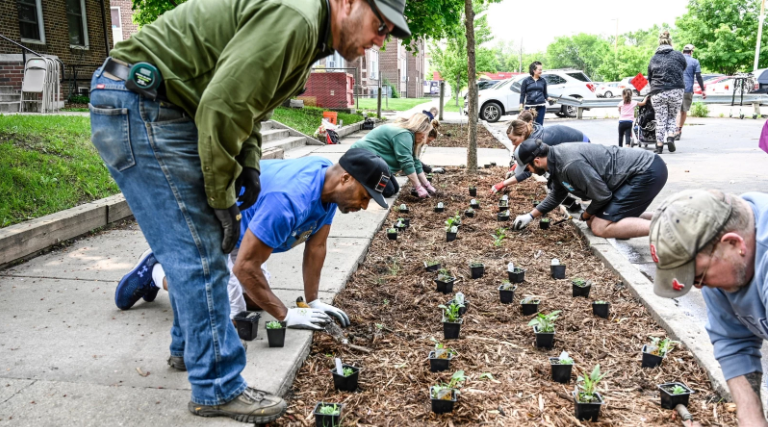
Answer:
[
  {"left": 511, "top": 139, "right": 667, "bottom": 239},
  {"left": 650, "top": 189, "right": 768, "bottom": 427},
  {"left": 647, "top": 30, "right": 687, "bottom": 154}
]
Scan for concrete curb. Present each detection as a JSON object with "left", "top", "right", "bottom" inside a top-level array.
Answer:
[{"left": 570, "top": 218, "right": 731, "bottom": 400}]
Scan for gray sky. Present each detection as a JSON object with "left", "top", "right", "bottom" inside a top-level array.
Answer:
[{"left": 486, "top": 0, "right": 689, "bottom": 53}]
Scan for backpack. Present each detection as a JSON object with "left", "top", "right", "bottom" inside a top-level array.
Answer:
[{"left": 325, "top": 129, "right": 340, "bottom": 145}]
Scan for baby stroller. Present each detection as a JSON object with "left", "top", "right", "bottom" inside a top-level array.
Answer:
[{"left": 630, "top": 102, "right": 656, "bottom": 149}]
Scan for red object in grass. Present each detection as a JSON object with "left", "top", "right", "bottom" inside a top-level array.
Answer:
[{"left": 631, "top": 73, "right": 648, "bottom": 92}]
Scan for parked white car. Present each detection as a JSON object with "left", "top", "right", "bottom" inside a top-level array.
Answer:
[
  {"left": 705, "top": 75, "right": 756, "bottom": 96},
  {"left": 466, "top": 69, "right": 598, "bottom": 122},
  {"left": 596, "top": 82, "right": 619, "bottom": 98}
]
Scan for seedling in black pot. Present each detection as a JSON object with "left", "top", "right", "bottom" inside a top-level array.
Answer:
[
  {"left": 330, "top": 358, "right": 360, "bottom": 392},
  {"left": 469, "top": 261, "right": 485, "bottom": 279},
  {"left": 529, "top": 311, "right": 560, "bottom": 349},
  {"left": 592, "top": 301, "right": 610, "bottom": 319},
  {"left": 540, "top": 217, "right": 550, "bottom": 230},
  {"left": 550, "top": 351, "right": 574, "bottom": 384},
  {"left": 395, "top": 219, "right": 406, "bottom": 232},
  {"left": 398, "top": 203, "right": 409, "bottom": 214},
  {"left": 434, "top": 269, "right": 456, "bottom": 294},
  {"left": 470, "top": 199, "right": 480, "bottom": 209},
  {"left": 430, "top": 370, "right": 465, "bottom": 413},
  {"left": 657, "top": 382, "right": 693, "bottom": 409},
  {"left": 520, "top": 296, "right": 540, "bottom": 315},
  {"left": 265, "top": 320, "right": 286, "bottom": 348},
  {"left": 313, "top": 402, "right": 343, "bottom": 427},
  {"left": 447, "top": 292, "right": 468, "bottom": 316},
  {"left": 426, "top": 173, "right": 434, "bottom": 182},
  {"left": 468, "top": 186, "right": 477, "bottom": 197},
  {"left": 550, "top": 258, "right": 566, "bottom": 279},
  {"left": 571, "top": 278, "right": 592, "bottom": 298},
  {"left": 424, "top": 259, "right": 441, "bottom": 272},
  {"left": 500, "top": 194, "right": 508, "bottom": 201},
  {"left": 434, "top": 202, "right": 445, "bottom": 213},
  {"left": 574, "top": 365, "right": 605, "bottom": 422},
  {"left": 498, "top": 280, "right": 517, "bottom": 304},
  {"left": 234, "top": 311, "right": 261, "bottom": 341},
  {"left": 446, "top": 225, "right": 458, "bottom": 242},
  {"left": 498, "top": 199, "right": 509, "bottom": 212},
  {"left": 507, "top": 262, "right": 525, "bottom": 283},
  {"left": 386, "top": 228, "right": 397, "bottom": 241},
  {"left": 429, "top": 338, "right": 456, "bottom": 372},
  {"left": 465, "top": 207, "right": 475, "bottom": 218},
  {"left": 439, "top": 302, "right": 464, "bottom": 339},
  {"left": 642, "top": 337, "right": 675, "bottom": 368},
  {"left": 492, "top": 228, "right": 506, "bottom": 247},
  {"left": 497, "top": 210, "right": 510, "bottom": 222}
]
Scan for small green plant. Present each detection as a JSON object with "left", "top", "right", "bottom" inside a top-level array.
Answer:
[
  {"left": 439, "top": 302, "right": 464, "bottom": 323},
  {"left": 396, "top": 218, "right": 405, "bottom": 226},
  {"left": 382, "top": 299, "right": 389, "bottom": 305},
  {"left": 317, "top": 403, "right": 341, "bottom": 415},
  {"left": 375, "top": 323, "right": 385, "bottom": 330},
  {"left": 469, "top": 185, "right": 476, "bottom": 190},
  {"left": 445, "top": 212, "right": 461, "bottom": 230},
  {"left": 499, "top": 199, "right": 509, "bottom": 207},
  {"left": 431, "top": 370, "right": 466, "bottom": 400},
  {"left": 594, "top": 300, "right": 608, "bottom": 304},
  {"left": 469, "top": 261, "right": 483, "bottom": 268},
  {"left": 426, "top": 259, "right": 440, "bottom": 267},
  {"left": 265, "top": 321, "right": 283, "bottom": 329},
  {"left": 388, "top": 259, "right": 400, "bottom": 276},
  {"left": 500, "top": 280, "right": 515, "bottom": 291},
  {"left": 466, "top": 207, "right": 475, "bottom": 214},
  {"left": 492, "top": 228, "right": 506, "bottom": 246},
  {"left": 521, "top": 296, "right": 539, "bottom": 304},
  {"left": 342, "top": 367, "right": 355, "bottom": 377},
  {"left": 399, "top": 203, "right": 407, "bottom": 211},
  {"left": 572, "top": 278, "right": 588, "bottom": 287},
  {"left": 479, "top": 373, "right": 495, "bottom": 380},
  {"left": 670, "top": 384, "right": 687, "bottom": 395},
  {"left": 719, "top": 112, "right": 725, "bottom": 118},
  {"left": 647, "top": 337, "right": 676, "bottom": 357},
  {"left": 540, "top": 218, "right": 550, "bottom": 223},
  {"left": 499, "top": 210, "right": 510, "bottom": 218},
  {"left": 387, "top": 228, "right": 396, "bottom": 233},
  {"left": 577, "top": 365, "right": 605, "bottom": 403},
  {"left": 68, "top": 94, "right": 90, "bottom": 104},
  {"left": 557, "top": 351, "right": 574, "bottom": 365},
  {"left": 437, "top": 268, "right": 452, "bottom": 280},
  {"left": 528, "top": 310, "right": 561, "bottom": 333},
  {"left": 431, "top": 337, "right": 456, "bottom": 359},
  {"left": 690, "top": 101, "right": 709, "bottom": 118}
]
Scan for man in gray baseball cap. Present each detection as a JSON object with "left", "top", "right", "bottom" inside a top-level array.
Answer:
[{"left": 650, "top": 189, "right": 768, "bottom": 426}]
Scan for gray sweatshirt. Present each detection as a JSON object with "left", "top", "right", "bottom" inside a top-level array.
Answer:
[{"left": 536, "top": 143, "right": 656, "bottom": 216}]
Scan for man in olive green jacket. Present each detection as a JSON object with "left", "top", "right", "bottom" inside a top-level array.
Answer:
[{"left": 89, "top": 0, "right": 409, "bottom": 422}]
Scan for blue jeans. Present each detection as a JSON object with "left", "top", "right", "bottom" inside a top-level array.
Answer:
[
  {"left": 89, "top": 68, "right": 247, "bottom": 405},
  {"left": 525, "top": 105, "right": 546, "bottom": 126}
]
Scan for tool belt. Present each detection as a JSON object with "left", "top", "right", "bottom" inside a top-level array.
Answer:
[{"left": 101, "top": 57, "right": 168, "bottom": 102}]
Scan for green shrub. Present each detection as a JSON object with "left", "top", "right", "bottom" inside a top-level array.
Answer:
[
  {"left": 690, "top": 102, "right": 709, "bottom": 118},
  {"left": 68, "top": 94, "right": 90, "bottom": 104},
  {"left": 383, "top": 78, "right": 399, "bottom": 98}
]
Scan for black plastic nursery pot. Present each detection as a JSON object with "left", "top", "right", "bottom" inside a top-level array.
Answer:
[
  {"left": 498, "top": 204, "right": 509, "bottom": 212},
  {"left": 387, "top": 231, "right": 397, "bottom": 240},
  {"left": 658, "top": 382, "right": 693, "bottom": 409},
  {"left": 532, "top": 201, "right": 540, "bottom": 208},
  {"left": 484, "top": 163, "right": 491, "bottom": 169},
  {"left": 490, "top": 162, "right": 497, "bottom": 166},
  {"left": 430, "top": 387, "right": 457, "bottom": 414},
  {"left": 508, "top": 268, "right": 525, "bottom": 283},
  {"left": 395, "top": 223, "right": 406, "bottom": 232},
  {"left": 331, "top": 365, "right": 360, "bottom": 392},
  {"left": 470, "top": 265, "right": 485, "bottom": 279},
  {"left": 533, "top": 326, "right": 555, "bottom": 349},
  {"left": 402, "top": 218, "right": 410, "bottom": 228},
  {"left": 313, "top": 402, "right": 344, "bottom": 427},
  {"left": 551, "top": 264, "right": 566, "bottom": 279},
  {"left": 540, "top": 219, "right": 550, "bottom": 230},
  {"left": 233, "top": 311, "right": 261, "bottom": 341},
  {"left": 498, "top": 285, "right": 516, "bottom": 304},
  {"left": 641, "top": 345, "right": 666, "bottom": 368},
  {"left": 400, "top": 207, "right": 409, "bottom": 214},
  {"left": 446, "top": 231, "right": 457, "bottom": 242},
  {"left": 465, "top": 210, "right": 475, "bottom": 218},
  {"left": 424, "top": 261, "right": 441, "bottom": 272},
  {"left": 572, "top": 281, "right": 592, "bottom": 298},
  {"left": 470, "top": 201, "right": 481, "bottom": 209},
  {"left": 434, "top": 277, "right": 456, "bottom": 294},
  {"left": 469, "top": 187, "right": 477, "bottom": 196},
  {"left": 443, "top": 319, "right": 463, "bottom": 339},
  {"left": 549, "top": 358, "right": 573, "bottom": 384},
  {"left": 497, "top": 212, "right": 510, "bottom": 222},
  {"left": 266, "top": 322, "right": 287, "bottom": 348},
  {"left": 592, "top": 302, "right": 610, "bottom": 319},
  {"left": 521, "top": 301, "right": 539, "bottom": 315},
  {"left": 428, "top": 351, "right": 453, "bottom": 372},
  {"left": 573, "top": 392, "right": 604, "bottom": 422},
  {"left": 434, "top": 206, "right": 445, "bottom": 213}
]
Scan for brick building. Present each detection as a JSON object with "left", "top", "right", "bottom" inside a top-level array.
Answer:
[
  {"left": 1, "top": 0, "right": 113, "bottom": 110},
  {"left": 109, "top": 0, "right": 139, "bottom": 45},
  {"left": 347, "top": 46, "right": 380, "bottom": 97},
  {"left": 378, "top": 37, "right": 425, "bottom": 98}
]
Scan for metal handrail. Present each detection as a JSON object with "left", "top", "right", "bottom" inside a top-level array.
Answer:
[
  {"left": 554, "top": 94, "right": 768, "bottom": 107},
  {"left": 0, "top": 33, "right": 65, "bottom": 81}
]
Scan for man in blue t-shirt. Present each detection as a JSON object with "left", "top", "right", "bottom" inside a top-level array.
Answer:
[
  {"left": 650, "top": 189, "right": 768, "bottom": 426},
  {"left": 116, "top": 148, "right": 392, "bottom": 337},
  {"left": 676, "top": 44, "right": 706, "bottom": 140}
]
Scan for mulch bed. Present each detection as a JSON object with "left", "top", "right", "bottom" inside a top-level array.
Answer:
[
  {"left": 276, "top": 169, "right": 736, "bottom": 426},
  {"left": 430, "top": 124, "right": 506, "bottom": 149}
]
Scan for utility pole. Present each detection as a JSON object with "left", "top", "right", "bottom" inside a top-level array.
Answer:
[
  {"left": 438, "top": 81, "right": 445, "bottom": 121},
  {"left": 377, "top": 71, "right": 382, "bottom": 119},
  {"left": 755, "top": 0, "right": 766, "bottom": 71}
]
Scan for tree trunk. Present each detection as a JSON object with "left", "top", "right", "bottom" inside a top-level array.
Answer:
[{"left": 465, "top": 0, "right": 478, "bottom": 174}]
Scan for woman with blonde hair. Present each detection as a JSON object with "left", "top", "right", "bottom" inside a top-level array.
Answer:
[
  {"left": 646, "top": 29, "right": 686, "bottom": 154},
  {"left": 351, "top": 113, "right": 436, "bottom": 198},
  {"left": 489, "top": 109, "right": 589, "bottom": 195}
]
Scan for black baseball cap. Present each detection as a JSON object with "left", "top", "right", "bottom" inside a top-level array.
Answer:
[
  {"left": 373, "top": 0, "right": 411, "bottom": 38},
  {"left": 517, "top": 139, "right": 547, "bottom": 165},
  {"left": 339, "top": 148, "right": 392, "bottom": 208}
]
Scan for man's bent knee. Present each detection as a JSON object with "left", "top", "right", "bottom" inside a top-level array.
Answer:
[{"left": 589, "top": 218, "right": 612, "bottom": 237}]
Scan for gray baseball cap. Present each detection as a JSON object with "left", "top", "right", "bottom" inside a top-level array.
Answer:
[
  {"left": 649, "top": 190, "right": 733, "bottom": 298},
  {"left": 683, "top": 44, "right": 695, "bottom": 51},
  {"left": 372, "top": 0, "right": 411, "bottom": 38}
]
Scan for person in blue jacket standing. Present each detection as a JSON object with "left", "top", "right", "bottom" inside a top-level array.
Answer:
[
  {"left": 518, "top": 61, "right": 555, "bottom": 126},
  {"left": 650, "top": 189, "right": 768, "bottom": 427}
]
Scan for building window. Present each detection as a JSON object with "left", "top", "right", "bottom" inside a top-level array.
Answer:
[
  {"left": 110, "top": 7, "right": 123, "bottom": 46},
  {"left": 66, "top": 0, "right": 89, "bottom": 48},
  {"left": 17, "top": 0, "right": 45, "bottom": 44},
  {"left": 370, "top": 51, "right": 378, "bottom": 80}
]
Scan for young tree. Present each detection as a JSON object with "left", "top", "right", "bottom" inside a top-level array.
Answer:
[{"left": 546, "top": 33, "right": 611, "bottom": 79}]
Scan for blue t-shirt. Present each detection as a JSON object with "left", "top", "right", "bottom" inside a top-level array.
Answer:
[
  {"left": 683, "top": 55, "right": 701, "bottom": 93},
  {"left": 237, "top": 157, "right": 337, "bottom": 253},
  {"left": 703, "top": 192, "right": 768, "bottom": 381}
]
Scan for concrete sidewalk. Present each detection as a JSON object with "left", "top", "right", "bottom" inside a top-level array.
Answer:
[{"left": 0, "top": 130, "right": 401, "bottom": 426}]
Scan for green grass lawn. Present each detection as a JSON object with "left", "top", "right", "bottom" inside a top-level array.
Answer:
[
  {"left": 61, "top": 108, "right": 89, "bottom": 112},
  {"left": 272, "top": 106, "right": 364, "bottom": 136},
  {"left": 0, "top": 115, "right": 119, "bottom": 227},
  {"left": 443, "top": 95, "right": 464, "bottom": 113},
  {"left": 356, "top": 97, "right": 434, "bottom": 112}
]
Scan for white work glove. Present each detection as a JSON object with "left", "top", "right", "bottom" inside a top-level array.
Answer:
[
  {"left": 283, "top": 307, "right": 330, "bottom": 330},
  {"left": 414, "top": 185, "right": 430, "bottom": 198},
  {"left": 513, "top": 213, "right": 534, "bottom": 230},
  {"left": 308, "top": 299, "right": 351, "bottom": 328}
]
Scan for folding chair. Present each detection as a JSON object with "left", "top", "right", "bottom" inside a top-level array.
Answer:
[{"left": 20, "top": 57, "right": 48, "bottom": 113}]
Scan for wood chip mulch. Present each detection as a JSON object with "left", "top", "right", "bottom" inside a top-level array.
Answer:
[
  {"left": 275, "top": 168, "right": 736, "bottom": 426},
  {"left": 430, "top": 124, "right": 506, "bottom": 149}
]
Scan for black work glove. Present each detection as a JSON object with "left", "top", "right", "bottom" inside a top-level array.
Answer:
[
  {"left": 214, "top": 205, "right": 242, "bottom": 254},
  {"left": 235, "top": 167, "right": 261, "bottom": 211}
]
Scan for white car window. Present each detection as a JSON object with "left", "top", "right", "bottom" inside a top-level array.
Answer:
[{"left": 566, "top": 72, "right": 591, "bottom": 82}]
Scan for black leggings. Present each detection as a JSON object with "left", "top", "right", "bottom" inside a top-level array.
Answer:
[
  {"left": 618, "top": 121, "right": 632, "bottom": 147},
  {"left": 383, "top": 176, "right": 400, "bottom": 197}
]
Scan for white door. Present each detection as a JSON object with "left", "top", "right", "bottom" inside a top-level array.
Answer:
[
  {"left": 543, "top": 74, "right": 567, "bottom": 97},
  {"left": 111, "top": 7, "right": 123, "bottom": 46}
]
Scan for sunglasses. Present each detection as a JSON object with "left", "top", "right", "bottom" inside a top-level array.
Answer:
[
  {"left": 365, "top": 0, "right": 391, "bottom": 36},
  {"left": 694, "top": 241, "right": 719, "bottom": 288}
]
